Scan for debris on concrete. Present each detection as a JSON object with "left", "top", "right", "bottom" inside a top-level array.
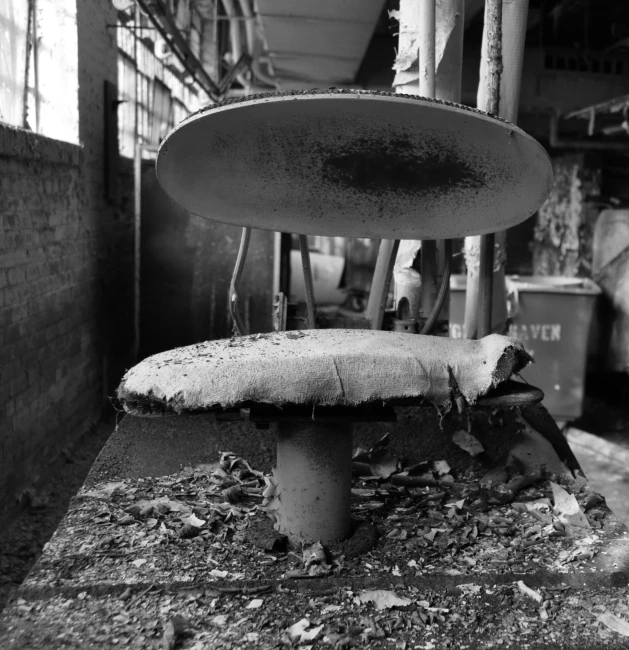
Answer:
[{"left": 3, "top": 447, "right": 629, "bottom": 648}]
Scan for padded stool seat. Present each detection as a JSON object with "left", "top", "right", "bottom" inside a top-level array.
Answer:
[
  {"left": 118, "top": 331, "right": 536, "bottom": 544},
  {"left": 118, "top": 331, "right": 532, "bottom": 416}
]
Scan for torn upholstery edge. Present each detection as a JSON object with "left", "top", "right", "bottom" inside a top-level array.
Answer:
[{"left": 117, "top": 342, "right": 532, "bottom": 418}]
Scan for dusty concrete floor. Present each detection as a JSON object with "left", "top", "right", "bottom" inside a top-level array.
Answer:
[
  {"left": 565, "top": 397, "right": 629, "bottom": 526},
  {"left": 1, "top": 396, "right": 629, "bottom": 614},
  {"left": 0, "top": 420, "right": 114, "bottom": 611}
]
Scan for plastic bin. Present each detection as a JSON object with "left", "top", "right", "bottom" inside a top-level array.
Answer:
[{"left": 449, "top": 275, "right": 601, "bottom": 421}]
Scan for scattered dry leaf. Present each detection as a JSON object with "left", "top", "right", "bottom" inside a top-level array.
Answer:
[
  {"left": 162, "top": 615, "right": 187, "bottom": 650},
  {"left": 181, "top": 514, "right": 205, "bottom": 528},
  {"left": 517, "top": 581, "right": 543, "bottom": 603},
  {"left": 286, "top": 618, "right": 324, "bottom": 643},
  {"left": 452, "top": 430, "right": 485, "bottom": 457},
  {"left": 432, "top": 460, "right": 451, "bottom": 475},
  {"left": 598, "top": 612, "right": 629, "bottom": 637},
  {"left": 550, "top": 482, "right": 591, "bottom": 535},
  {"left": 358, "top": 590, "right": 411, "bottom": 610}
]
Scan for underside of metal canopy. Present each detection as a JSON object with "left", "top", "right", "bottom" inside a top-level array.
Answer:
[{"left": 157, "top": 90, "right": 553, "bottom": 240}]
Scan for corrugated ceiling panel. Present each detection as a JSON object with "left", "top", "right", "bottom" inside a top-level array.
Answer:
[
  {"left": 262, "top": 18, "right": 375, "bottom": 60},
  {"left": 269, "top": 55, "right": 358, "bottom": 85},
  {"left": 257, "top": 0, "right": 385, "bottom": 88},
  {"left": 257, "top": 0, "right": 383, "bottom": 23}
]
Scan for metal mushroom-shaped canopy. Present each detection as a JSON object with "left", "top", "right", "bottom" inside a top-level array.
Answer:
[
  {"left": 117, "top": 331, "right": 536, "bottom": 543},
  {"left": 156, "top": 89, "right": 553, "bottom": 240}
]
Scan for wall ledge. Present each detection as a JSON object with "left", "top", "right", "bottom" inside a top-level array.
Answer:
[{"left": 0, "top": 123, "right": 83, "bottom": 166}]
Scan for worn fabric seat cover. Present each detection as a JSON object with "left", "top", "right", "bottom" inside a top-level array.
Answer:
[{"left": 117, "top": 330, "right": 531, "bottom": 416}]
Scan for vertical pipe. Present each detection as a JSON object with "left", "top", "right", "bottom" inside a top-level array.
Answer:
[
  {"left": 418, "top": 0, "right": 441, "bottom": 332},
  {"left": 365, "top": 239, "right": 401, "bottom": 330},
  {"left": 418, "top": 0, "right": 436, "bottom": 97},
  {"left": 272, "top": 231, "right": 281, "bottom": 297},
  {"left": 435, "top": 0, "right": 465, "bottom": 104},
  {"left": 229, "top": 227, "right": 251, "bottom": 336},
  {"left": 298, "top": 234, "right": 317, "bottom": 329},
  {"left": 32, "top": 0, "right": 40, "bottom": 132},
  {"left": 419, "top": 239, "right": 438, "bottom": 324},
  {"left": 132, "top": 5, "right": 141, "bottom": 361},
  {"left": 465, "top": 0, "right": 528, "bottom": 339},
  {"left": 371, "top": 0, "right": 437, "bottom": 331},
  {"left": 500, "top": 0, "right": 529, "bottom": 125},
  {"left": 478, "top": 233, "right": 495, "bottom": 337},
  {"left": 275, "top": 421, "right": 353, "bottom": 544},
  {"left": 133, "top": 144, "right": 141, "bottom": 360},
  {"left": 493, "top": 0, "right": 530, "bottom": 336},
  {"left": 431, "top": 0, "right": 465, "bottom": 335},
  {"left": 278, "top": 233, "right": 292, "bottom": 296},
  {"left": 23, "top": 0, "right": 34, "bottom": 129},
  {"left": 480, "top": 0, "right": 503, "bottom": 117},
  {"left": 476, "top": 0, "right": 503, "bottom": 339}
]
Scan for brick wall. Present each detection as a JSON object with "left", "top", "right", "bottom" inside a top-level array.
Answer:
[{"left": 0, "top": 0, "right": 133, "bottom": 516}]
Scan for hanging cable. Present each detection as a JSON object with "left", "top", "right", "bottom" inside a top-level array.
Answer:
[{"left": 229, "top": 227, "right": 251, "bottom": 336}]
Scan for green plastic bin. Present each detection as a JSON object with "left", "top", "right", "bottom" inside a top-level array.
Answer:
[{"left": 449, "top": 275, "right": 601, "bottom": 421}]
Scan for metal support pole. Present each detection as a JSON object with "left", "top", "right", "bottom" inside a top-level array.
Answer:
[
  {"left": 477, "top": 0, "right": 503, "bottom": 338},
  {"left": 418, "top": 0, "right": 443, "bottom": 333},
  {"left": 418, "top": 0, "right": 436, "bottom": 97},
  {"left": 229, "top": 227, "right": 251, "bottom": 336},
  {"left": 22, "top": 0, "right": 34, "bottom": 129},
  {"left": 275, "top": 421, "right": 353, "bottom": 544},
  {"left": 371, "top": 0, "right": 438, "bottom": 331},
  {"left": 478, "top": 233, "right": 495, "bottom": 337},
  {"left": 132, "top": 4, "right": 142, "bottom": 362},
  {"left": 365, "top": 239, "right": 400, "bottom": 330},
  {"left": 298, "top": 234, "right": 317, "bottom": 329}
]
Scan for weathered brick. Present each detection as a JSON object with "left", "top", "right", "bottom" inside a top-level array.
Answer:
[
  {"left": 6, "top": 266, "right": 26, "bottom": 286},
  {"left": 0, "top": 0, "right": 135, "bottom": 517}
]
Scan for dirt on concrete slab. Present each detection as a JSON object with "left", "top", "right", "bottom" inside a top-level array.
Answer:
[{"left": 0, "top": 421, "right": 113, "bottom": 612}]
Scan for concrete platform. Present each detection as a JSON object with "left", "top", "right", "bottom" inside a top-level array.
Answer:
[{"left": 2, "top": 408, "right": 629, "bottom": 649}]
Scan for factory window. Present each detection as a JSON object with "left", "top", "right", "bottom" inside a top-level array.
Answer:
[
  {"left": 544, "top": 51, "right": 625, "bottom": 77},
  {"left": 116, "top": 11, "right": 200, "bottom": 159},
  {"left": 0, "top": 0, "right": 79, "bottom": 143}
]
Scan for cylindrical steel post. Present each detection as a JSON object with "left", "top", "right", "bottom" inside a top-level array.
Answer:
[
  {"left": 365, "top": 239, "right": 400, "bottom": 330},
  {"left": 298, "top": 234, "right": 317, "bottom": 329},
  {"left": 419, "top": 0, "right": 436, "bottom": 97},
  {"left": 275, "top": 421, "right": 353, "bottom": 544},
  {"left": 478, "top": 232, "right": 495, "bottom": 338},
  {"left": 417, "top": 0, "right": 445, "bottom": 335},
  {"left": 476, "top": 0, "right": 503, "bottom": 339}
]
